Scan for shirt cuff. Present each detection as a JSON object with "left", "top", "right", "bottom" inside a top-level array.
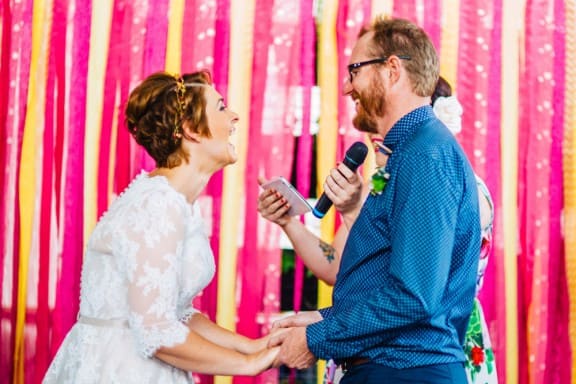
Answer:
[
  {"left": 318, "top": 307, "right": 332, "bottom": 318},
  {"left": 306, "top": 318, "right": 329, "bottom": 360}
]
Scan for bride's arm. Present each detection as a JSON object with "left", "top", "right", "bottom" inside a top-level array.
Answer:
[
  {"left": 184, "top": 313, "right": 268, "bottom": 354},
  {"left": 123, "top": 196, "right": 277, "bottom": 375},
  {"left": 155, "top": 331, "right": 279, "bottom": 375}
]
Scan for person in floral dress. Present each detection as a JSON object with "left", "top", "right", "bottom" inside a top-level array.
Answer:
[{"left": 432, "top": 76, "right": 497, "bottom": 383}]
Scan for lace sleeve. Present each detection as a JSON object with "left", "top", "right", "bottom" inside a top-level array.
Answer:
[{"left": 120, "top": 191, "right": 190, "bottom": 358}]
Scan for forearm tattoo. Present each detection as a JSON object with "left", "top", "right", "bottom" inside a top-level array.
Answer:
[{"left": 318, "top": 240, "right": 336, "bottom": 263}]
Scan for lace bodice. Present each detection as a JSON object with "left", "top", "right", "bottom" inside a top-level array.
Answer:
[
  {"left": 80, "top": 172, "right": 215, "bottom": 357},
  {"left": 43, "top": 172, "right": 215, "bottom": 384}
]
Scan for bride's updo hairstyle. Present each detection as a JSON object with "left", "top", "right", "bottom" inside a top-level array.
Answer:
[{"left": 125, "top": 71, "right": 213, "bottom": 168}]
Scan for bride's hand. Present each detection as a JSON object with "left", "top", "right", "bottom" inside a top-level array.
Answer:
[{"left": 247, "top": 346, "right": 281, "bottom": 374}]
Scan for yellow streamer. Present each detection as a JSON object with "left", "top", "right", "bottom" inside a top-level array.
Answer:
[
  {"left": 214, "top": 0, "right": 255, "bottom": 383},
  {"left": 84, "top": 0, "right": 114, "bottom": 241},
  {"left": 501, "top": 0, "right": 521, "bottom": 383},
  {"left": 362, "top": 138, "right": 377, "bottom": 182},
  {"left": 316, "top": 1, "right": 340, "bottom": 382},
  {"left": 165, "top": 0, "right": 184, "bottom": 73},
  {"left": 316, "top": 0, "right": 339, "bottom": 308},
  {"left": 439, "top": 0, "right": 460, "bottom": 91},
  {"left": 564, "top": 0, "right": 576, "bottom": 382},
  {"left": 14, "top": 0, "right": 52, "bottom": 382}
]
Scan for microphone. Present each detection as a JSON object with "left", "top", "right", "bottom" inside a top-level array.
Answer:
[{"left": 312, "top": 141, "right": 369, "bottom": 218}]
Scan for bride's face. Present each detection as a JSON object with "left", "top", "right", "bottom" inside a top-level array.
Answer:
[{"left": 202, "top": 86, "right": 239, "bottom": 167}]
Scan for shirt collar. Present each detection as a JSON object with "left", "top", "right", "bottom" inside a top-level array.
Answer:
[{"left": 382, "top": 105, "right": 435, "bottom": 151}]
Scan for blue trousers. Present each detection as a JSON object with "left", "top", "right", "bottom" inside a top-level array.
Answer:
[{"left": 340, "top": 362, "right": 467, "bottom": 384}]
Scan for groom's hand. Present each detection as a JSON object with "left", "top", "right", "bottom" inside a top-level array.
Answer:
[{"left": 272, "top": 327, "right": 317, "bottom": 369}]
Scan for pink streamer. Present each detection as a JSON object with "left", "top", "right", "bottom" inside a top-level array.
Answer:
[
  {"left": 52, "top": 0, "right": 91, "bottom": 358},
  {"left": 34, "top": 1, "right": 67, "bottom": 381},
  {"left": 180, "top": 0, "right": 197, "bottom": 74},
  {"left": 142, "top": 0, "right": 169, "bottom": 76},
  {"left": 422, "top": 0, "right": 442, "bottom": 53},
  {"left": 180, "top": 0, "right": 219, "bottom": 324},
  {"left": 115, "top": 2, "right": 145, "bottom": 194},
  {"left": 457, "top": 0, "right": 508, "bottom": 380},
  {"left": 392, "top": 0, "right": 417, "bottom": 23},
  {"left": 125, "top": 0, "right": 148, "bottom": 178},
  {"left": 296, "top": 0, "right": 315, "bottom": 200},
  {"left": 199, "top": 0, "right": 231, "bottom": 336},
  {"left": 212, "top": 0, "right": 230, "bottom": 98},
  {"left": 235, "top": 2, "right": 305, "bottom": 382},
  {"left": 234, "top": 2, "right": 276, "bottom": 383},
  {"left": 478, "top": 0, "right": 502, "bottom": 367},
  {"left": 235, "top": 0, "right": 273, "bottom": 353},
  {"left": 517, "top": 8, "right": 531, "bottom": 384},
  {"left": 335, "top": 1, "right": 367, "bottom": 163},
  {"left": 292, "top": 0, "right": 316, "bottom": 316},
  {"left": 98, "top": 1, "right": 124, "bottom": 218},
  {"left": 546, "top": 0, "right": 571, "bottom": 381},
  {"left": 182, "top": 3, "right": 226, "bottom": 382},
  {"left": 181, "top": 0, "right": 218, "bottom": 75},
  {"left": 135, "top": 0, "right": 170, "bottom": 174},
  {"left": 0, "top": 0, "right": 33, "bottom": 380},
  {"left": 522, "top": 0, "right": 556, "bottom": 382},
  {"left": 335, "top": 0, "right": 369, "bottom": 234},
  {"left": 0, "top": 9, "right": 13, "bottom": 375}
]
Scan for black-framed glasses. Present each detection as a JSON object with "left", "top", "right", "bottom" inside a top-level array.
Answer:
[{"left": 347, "top": 55, "right": 411, "bottom": 83}]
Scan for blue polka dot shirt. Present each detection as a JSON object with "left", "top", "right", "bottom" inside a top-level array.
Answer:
[{"left": 307, "top": 106, "right": 481, "bottom": 369}]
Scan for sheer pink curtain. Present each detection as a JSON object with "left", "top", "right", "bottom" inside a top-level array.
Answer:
[
  {"left": 0, "top": 0, "right": 33, "bottom": 381},
  {"left": 180, "top": 2, "right": 228, "bottom": 382},
  {"left": 50, "top": 0, "right": 91, "bottom": 370},
  {"left": 458, "top": 0, "right": 507, "bottom": 381},
  {"left": 35, "top": 0, "right": 66, "bottom": 381},
  {"left": 179, "top": 0, "right": 227, "bottom": 339},
  {"left": 235, "top": 1, "right": 312, "bottom": 383},
  {"left": 335, "top": 0, "right": 372, "bottom": 208},
  {"left": 519, "top": 0, "right": 571, "bottom": 382},
  {"left": 292, "top": 0, "right": 316, "bottom": 314}
]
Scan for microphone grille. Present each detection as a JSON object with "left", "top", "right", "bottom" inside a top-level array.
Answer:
[{"left": 346, "top": 141, "right": 369, "bottom": 164}]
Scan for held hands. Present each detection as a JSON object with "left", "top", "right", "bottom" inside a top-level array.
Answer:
[
  {"left": 267, "top": 311, "right": 322, "bottom": 370},
  {"left": 243, "top": 329, "right": 291, "bottom": 373},
  {"left": 269, "top": 327, "right": 317, "bottom": 370},
  {"left": 246, "top": 345, "right": 281, "bottom": 374}
]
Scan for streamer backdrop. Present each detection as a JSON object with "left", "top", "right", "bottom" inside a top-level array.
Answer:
[{"left": 0, "top": 0, "right": 574, "bottom": 383}]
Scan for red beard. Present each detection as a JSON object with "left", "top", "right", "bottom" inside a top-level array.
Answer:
[{"left": 352, "top": 73, "right": 387, "bottom": 133}]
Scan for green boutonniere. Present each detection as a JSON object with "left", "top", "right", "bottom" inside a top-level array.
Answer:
[{"left": 370, "top": 167, "right": 390, "bottom": 195}]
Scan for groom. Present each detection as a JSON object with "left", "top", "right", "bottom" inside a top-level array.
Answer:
[{"left": 269, "top": 16, "right": 480, "bottom": 384}]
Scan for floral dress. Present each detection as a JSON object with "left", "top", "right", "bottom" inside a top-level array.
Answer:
[
  {"left": 464, "top": 176, "right": 497, "bottom": 383},
  {"left": 43, "top": 172, "right": 215, "bottom": 384}
]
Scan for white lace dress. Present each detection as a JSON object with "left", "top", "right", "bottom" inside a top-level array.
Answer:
[{"left": 43, "top": 172, "right": 215, "bottom": 384}]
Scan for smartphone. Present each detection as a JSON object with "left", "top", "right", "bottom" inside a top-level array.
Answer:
[{"left": 261, "top": 176, "right": 312, "bottom": 216}]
